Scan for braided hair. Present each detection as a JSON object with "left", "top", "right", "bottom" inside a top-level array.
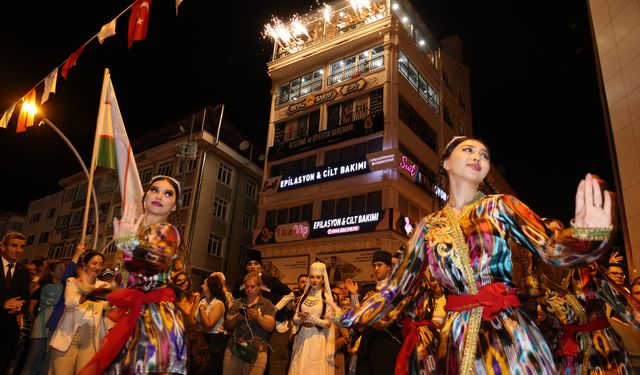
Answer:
[
  {"left": 432, "top": 136, "right": 493, "bottom": 212},
  {"left": 297, "top": 287, "right": 327, "bottom": 332}
]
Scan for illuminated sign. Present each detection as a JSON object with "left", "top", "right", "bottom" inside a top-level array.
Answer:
[
  {"left": 287, "top": 89, "right": 337, "bottom": 114},
  {"left": 339, "top": 78, "right": 367, "bottom": 96},
  {"left": 253, "top": 210, "right": 389, "bottom": 244},
  {"left": 263, "top": 156, "right": 370, "bottom": 194}
]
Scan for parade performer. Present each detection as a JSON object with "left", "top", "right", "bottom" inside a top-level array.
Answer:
[
  {"left": 288, "top": 262, "right": 339, "bottom": 375},
  {"left": 79, "top": 175, "right": 187, "bottom": 374},
  {"left": 338, "top": 136, "right": 613, "bottom": 374},
  {"left": 536, "top": 252, "right": 640, "bottom": 374}
]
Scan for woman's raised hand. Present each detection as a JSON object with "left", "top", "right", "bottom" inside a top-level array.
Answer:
[
  {"left": 113, "top": 203, "right": 144, "bottom": 238},
  {"left": 574, "top": 173, "right": 612, "bottom": 228}
]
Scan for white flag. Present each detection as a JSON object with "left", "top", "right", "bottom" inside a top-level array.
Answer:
[
  {"left": 0, "top": 104, "right": 15, "bottom": 129},
  {"left": 41, "top": 68, "right": 58, "bottom": 104},
  {"left": 93, "top": 69, "right": 144, "bottom": 217},
  {"left": 98, "top": 19, "right": 117, "bottom": 44}
]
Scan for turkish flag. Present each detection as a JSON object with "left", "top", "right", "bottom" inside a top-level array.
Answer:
[
  {"left": 128, "top": 0, "right": 153, "bottom": 48},
  {"left": 61, "top": 45, "right": 86, "bottom": 80}
]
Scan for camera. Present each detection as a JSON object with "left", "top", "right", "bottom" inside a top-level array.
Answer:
[{"left": 238, "top": 306, "right": 248, "bottom": 316}]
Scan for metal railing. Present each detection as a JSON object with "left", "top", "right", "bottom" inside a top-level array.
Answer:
[{"left": 328, "top": 56, "right": 384, "bottom": 86}]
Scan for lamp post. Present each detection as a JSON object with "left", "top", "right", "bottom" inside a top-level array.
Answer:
[{"left": 40, "top": 118, "right": 100, "bottom": 251}]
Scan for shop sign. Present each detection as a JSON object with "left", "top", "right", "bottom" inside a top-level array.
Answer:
[
  {"left": 339, "top": 78, "right": 367, "bottom": 96},
  {"left": 287, "top": 89, "right": 337, "bottom": 115},
  {"left": 268, "top": 113, "right": 384, "bottom": 161}
]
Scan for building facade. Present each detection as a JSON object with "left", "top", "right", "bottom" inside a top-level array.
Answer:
[{"left": 255, "top": 0, "right": 513, "bottom": 287}]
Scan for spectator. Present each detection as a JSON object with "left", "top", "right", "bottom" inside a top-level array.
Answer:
[
  {"left": 20, "top": 261, "right": 65, "bottom": 375},
  {"left": 193, "top": 274, "right": 229, "bottom": 374},
  {"left": 49, "top": 251, "right": 111, "bottom": 374},
  {"left": 173, "top": 270, "right": 200, "bottom": 318},
  {"left": 0, "top": 232, "right": 29, "bottom": 374},
  {"left": 632, "top": 277, "right": 640, "bottom": 305},
  {"left": 223, "top": 272, "right": 275, "bottom": 375},
  {"left": 46, "top": 244, "right": 85, "bottom": 331}
]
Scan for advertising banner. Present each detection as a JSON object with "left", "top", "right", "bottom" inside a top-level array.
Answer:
[{"left": 262, "top": 255, "right": 310, "bottom": 286}]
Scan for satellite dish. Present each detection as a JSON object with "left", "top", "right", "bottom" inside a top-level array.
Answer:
[{"left": 239, "top": 141, "right": 250, "bottom": 150}]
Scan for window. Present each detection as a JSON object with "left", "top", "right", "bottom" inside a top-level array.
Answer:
[
  {"left": 178, "top": 157, "right": 198, "bottom": 174},
  {"left": 329, "top": 45, "right": 384, "bottom": 85},
  {"left": 327, "top": 89, "right": 382, "bottom": 129},
  {"left": 56, "top": 214, "right": 71, "bottom": 230},
  {"left": 238, "top": 245, "right": 251, "bottom": 263},
  {"left": 70, "top": 210, "right": 82, "bottom": 229},
  {"left": 217, "top": 162, "right": 233, "bottom": 186},
  {"left": 213, "top": 197, "right": 228, "bottom": 220},
  {"left": 274, "top": 111, "right": 320, "bottom": 146},
  {"left": 46, "top": 208, "right": 56, "bottom": 219},
  {"left": 246, "top": 179, "right": 258, "bottom": 200},
  {"left": 399, "top": 96, "right": 438, "bottom": 153},
  {"left": 324, "top": 137, "right": 383, "bottom": 165},
  {"left": 321, "top": 191, "right": 382, "bottom": 218},
  {"left": 30, "top": 212, "right": 41, "bottom": 223},
  {"left": 398, "top": 51, "right": 439, "bottom": 113},
  {"left": 64, "top": 186, "right": 77, "bottom": 202},
  {"left": 207, "top": 233, "right": 224, "bottom": 256},
  {"left": 398, "top": 194, "right": 428, "bottom": 224},
  {"left": 157, "top": 160, "right": 174, "bottom": 176},
  {"left": 76, "top": 183, "right": 88, "bottom": 200},
  {"left": 139, "top": 167, "right": 153, "bottom": 184},
  {"left": 271, "top": 155, "right": 317, "bottom": 177},
  {"left": 39, "top": 232, "right": 49, "bottom": 244},
  {"left": 181, "top": 188, "right": 192, "bottom": 209},
  {"left": 321, "top": 199, "right": 335, "bottom": 218},
  {"left": 265, "top": 210, "right": 277, "bottom": 228},
  {"left": 242, "top": 212, "right": 255, "bottom": 232},
  {"left": 26, "top": 235, "right": 35, "bottom": 246},
  {"left": 277, "top": 69, "right": 324, "bottom": 105}
]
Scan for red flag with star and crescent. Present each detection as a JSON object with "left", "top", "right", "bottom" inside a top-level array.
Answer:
[{"left": 128, "top": 0, "right": 153, "bottom": 48}]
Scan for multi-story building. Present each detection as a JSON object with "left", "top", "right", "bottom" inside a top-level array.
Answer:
[
  {"left": 22, "top": 107, "right": 262, "bottom": 285},
  {"left": 254, "top": 0, "right": 513, "bottom": 286},
  {"left": 0, "top": 211, "right": 25, "bottom": 239}
]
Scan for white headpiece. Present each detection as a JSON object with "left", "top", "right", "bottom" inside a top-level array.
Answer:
[{"left": 304, "top": 261, "right": 335, "bottom": 305}]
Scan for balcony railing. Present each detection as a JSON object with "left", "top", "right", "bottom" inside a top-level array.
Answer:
[
  {"left": 275, "top": 80, "right": 323, "bottom": 106},
  {"left": 328, "top": 56, "right": 384, "bottom": 86}
]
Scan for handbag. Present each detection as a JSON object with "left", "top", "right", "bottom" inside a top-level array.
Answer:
[{"left": 231, "top": 341, "right": 259, "bottom": 364}]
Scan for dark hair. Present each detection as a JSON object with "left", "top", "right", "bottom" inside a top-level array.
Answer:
[
  {"left": 297, "top": 285, "right": 327, "bottom": 332},
  {"left": 297, "top": 274, "right": 308, "bottom": 283},
  {"left": 631, "top": 276, "right": 640, "bottom": 287},
  {"left": 38, "top": 261, "right": 65, "bottom": 287},
  {"left": 81, "top": 250, "right": 104, "bottom": 266},
  {"left": 432, "top": 136, "right": 491, "bottom": 211},
  {"left": 206, "top": 275, "right": 227, "bottom": 313}
]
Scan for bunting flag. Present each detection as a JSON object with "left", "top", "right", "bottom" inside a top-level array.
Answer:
[
  {"left": 128, "top": 0, "right": 153, "bottom": 48},
  {"left": 98, "top": 19, "right": 117, "bottom": 44},
  {"left": 94, "top": 69, "right": 144, "bottom": 216},
  {"left": 0, "top": 104, "right": 16, "bottom": 129},
  {"left": 16, "top": 89, "right": 37, "bottom": 133},
  {"left": 41, "top": 68, "right": 58, "bottom": 104},
  {"left": 61, "top": 45, "right": 86, "bottom": 80}
]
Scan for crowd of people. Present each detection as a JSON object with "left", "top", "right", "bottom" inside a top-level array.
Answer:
[{"left": 1, "top": 137, "right": 640, "bottom": 374}]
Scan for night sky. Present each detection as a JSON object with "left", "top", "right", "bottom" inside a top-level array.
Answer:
[{"left": 0, "top": 0, "right": 613, "bottom": 226}]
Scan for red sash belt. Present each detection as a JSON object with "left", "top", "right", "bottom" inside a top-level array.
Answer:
[
  {"left": 394, "top": 317, "right": 435, "bottom": 375},
  {"left": 78, "top": 287, "right": 176, "bottom": 375},
  {"left": 444, "top": 282, "right": 520, "bottom": 321},
  {"left": 559, "top": 317, "right": 610, "bottom": 356}
]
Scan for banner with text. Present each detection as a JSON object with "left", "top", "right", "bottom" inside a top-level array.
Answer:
[{"left": 262, "top": 255, "right": 310, "bottom": 286}]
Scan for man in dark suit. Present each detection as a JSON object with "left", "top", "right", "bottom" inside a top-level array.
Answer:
[
  {"left": 0, "top": 232, "right": 30, "bottom": 373},
  {"left": 327, "top": 255, "right": 342, "bottom": 282}
]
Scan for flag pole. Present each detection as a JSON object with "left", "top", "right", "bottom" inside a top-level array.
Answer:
[{"left": 81, "top": 68, "right": 110, "bottom": 247}]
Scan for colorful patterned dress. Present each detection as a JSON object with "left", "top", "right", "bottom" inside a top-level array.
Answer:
[
  {"left": 338, "top": 193, "right": 610, "bottom": 374},
  {"left": 106, "top": 222, "right": 187, "bottom": 374},
  {"left": 541, "top": 265, "right": 640, "bottom": 374}
]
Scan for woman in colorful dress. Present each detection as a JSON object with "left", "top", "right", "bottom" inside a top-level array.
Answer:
[
  {"left": 288, "top": 262, "right": 339, "bottom": 375},
  {"left": 79, "top": 175, "right": 187, "bottom": 374},
  {"left": 338, "top": 136, "right": 614, "bottom": 374},
  {"left": 534, "top": 251, "right": 640, "bottom": 374}
]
